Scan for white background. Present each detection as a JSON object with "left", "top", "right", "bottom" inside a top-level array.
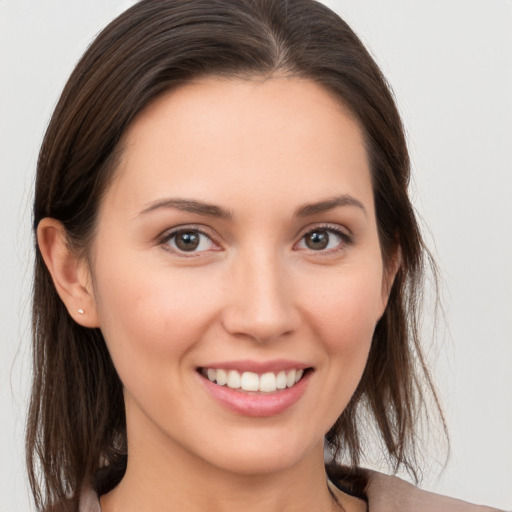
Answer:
[{"left": 1, "top": 1, "right": 510, "bottom": 510}]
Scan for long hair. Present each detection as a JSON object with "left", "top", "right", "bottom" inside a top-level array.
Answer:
[{"left": 28, "top": 0, "right": 446, "bottom": 509}]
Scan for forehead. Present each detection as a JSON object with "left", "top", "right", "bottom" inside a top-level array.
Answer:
[{"left": 103, "top": 76, "right": 374, "bottom": 220}]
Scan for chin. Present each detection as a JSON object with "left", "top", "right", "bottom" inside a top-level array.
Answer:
[
  {"left": 206, "top": 449, "right": 311, "bottom": 476},
  {"left": 189, "top": 426, "right": 323, "bottom": 476}
]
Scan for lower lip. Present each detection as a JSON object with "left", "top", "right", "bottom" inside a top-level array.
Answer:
[{"left": 199, "top": 371, "right": 311, "bottom": 417}]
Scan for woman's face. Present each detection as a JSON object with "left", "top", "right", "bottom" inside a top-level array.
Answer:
[{"left": 88, "top": 76, "right": 391, "bottom": 475}]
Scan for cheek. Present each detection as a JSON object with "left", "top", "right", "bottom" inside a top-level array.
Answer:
[
  {"left": 301, "top": 264, "right": 384, "bottom": 383},
  {"left": 91, "top": 251, "right": 222, "bottom": 376},
  {"left": 304, "top": 265, "right": 384, "bottom": 344},
  {"left": 290, "top": 266, "right": 383, "bottom": 436}
]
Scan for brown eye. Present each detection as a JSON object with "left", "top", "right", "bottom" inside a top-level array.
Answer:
[
  {"left": 296, "top": 227, "right": 348, "bottom": 253},
  {"left": 304, "top": 230, "right": 330, "bottom": 250},
  {"left": 165, "top": 229, "right": 215, "bottom": 254},
  {"left": 175, "top": 231, "right": 200, "bottom": 251}
]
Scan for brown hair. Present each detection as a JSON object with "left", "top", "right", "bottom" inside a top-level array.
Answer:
[{"left": 28, "top": 0, "right": 445, "bottom": 509}]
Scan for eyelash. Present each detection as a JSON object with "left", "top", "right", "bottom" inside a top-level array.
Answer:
[
  {"left": 158, "top": 224, "right": 353, "bottom": 257},
  {"left": 295, "top": 224, "right": 353, "bottom": 256},
  {"left": 159, "top": 226, "right": 219, "bottom": 257}
]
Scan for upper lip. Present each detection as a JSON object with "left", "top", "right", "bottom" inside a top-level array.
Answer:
[{"left": 197, "top": 359, "right": 311, "bottom": 374}]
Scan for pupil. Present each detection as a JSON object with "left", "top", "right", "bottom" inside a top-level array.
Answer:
[
  {"left": 176, "top": 232, "right": 200, "bottom": 251},
  {"left": 306, "top": 231, "right": 328, "bottom": 250}
]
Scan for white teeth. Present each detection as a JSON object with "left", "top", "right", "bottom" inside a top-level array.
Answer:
[
  {"left": 259, "top": 372, "right": 276, "bottom": 392},
  {"left": 276, "top": 371, "right": 287, "bottom": 389},
  {"left": 240, "top": 371, "right": 259, "bottom": 391},
  {"left": 216, "top": 369, "right": 227, "bottom": 386},
  {"left": 227, "top": 369, "right": 241, "bottom": 389},
  {"left": 204, "top": 368, "right": 306, "bottom": 392}
]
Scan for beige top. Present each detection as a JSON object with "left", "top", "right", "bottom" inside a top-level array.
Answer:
[
  {"left": 78, "top": 478, "right": 507, "bottom": 512},
  {"left": 363, "top": 472, "right": 507, "bottom": 512}
]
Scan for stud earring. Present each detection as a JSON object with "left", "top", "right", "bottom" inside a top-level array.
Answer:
[{"left": 78, "top": 308, "right": 85, "bottom": 315}]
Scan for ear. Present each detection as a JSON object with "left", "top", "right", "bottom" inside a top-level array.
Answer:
[
  {"left": 380, "top": 244, "right": 402, "bottom": 312},
  {"left": 37, "top": 218, "right": 100, "bottom": 328}
]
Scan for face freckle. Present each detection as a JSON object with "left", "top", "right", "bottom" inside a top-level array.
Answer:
[{"left": 89, "top": 76, "right": 392, "bottom": 476}]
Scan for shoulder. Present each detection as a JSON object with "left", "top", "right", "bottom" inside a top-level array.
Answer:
[{"left": 366, "top": 471, "right": 506, "bottom": 512}]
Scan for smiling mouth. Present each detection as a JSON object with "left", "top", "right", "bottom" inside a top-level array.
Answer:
[{"left": 198, "top": 368, "right": 310, "bottom": 393}]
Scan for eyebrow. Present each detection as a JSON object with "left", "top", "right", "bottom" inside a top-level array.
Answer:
[
  {"left": 139, "top": 194, "right": 366, "bottom": 219},
  {"left": 139, "top": 198, "right": 233, "bottom": 219},
  {"left": 295, "top": 194, "right": 367, "bottom": 218}
]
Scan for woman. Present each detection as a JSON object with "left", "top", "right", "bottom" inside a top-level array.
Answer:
[{"left": 27, "top": 1, "right": 503, "bottom": 511}]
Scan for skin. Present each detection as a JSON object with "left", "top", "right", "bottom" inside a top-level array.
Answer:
[{"left": 38, "top": 76, "right": 398, "bottom": 512}]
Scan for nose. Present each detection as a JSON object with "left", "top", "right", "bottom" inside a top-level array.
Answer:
[{"left": 221, "top": 249, "right": 300, "bottom": 344}]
